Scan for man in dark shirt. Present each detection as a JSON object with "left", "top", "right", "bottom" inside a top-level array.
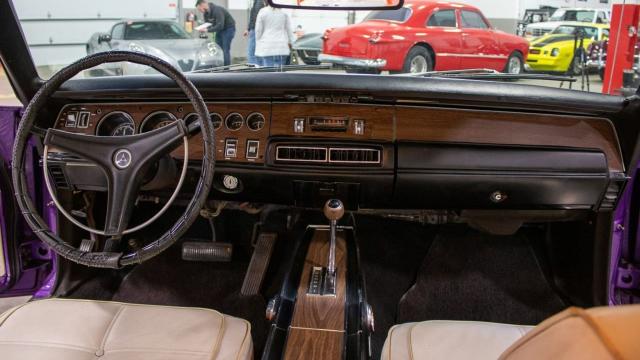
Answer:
[
  {"left": 196, "top": 0, "right": 236, "bottom": 66},
  {"left": 244, "top": 0, "right": 265, "bottom": 66}
]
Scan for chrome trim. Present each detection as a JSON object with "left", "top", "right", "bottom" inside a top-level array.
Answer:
[
  {"left": 225, "top": 112, "right": 244, "bottom": 131},
  {"left": 140, "top": 110, "right": 177, "bottom": 133},
  {"left": 95, "top": 111, "right": 135, "bottom": 136},
  {"left": 318, "top": 54, "right": 387, "bottom": 68}
]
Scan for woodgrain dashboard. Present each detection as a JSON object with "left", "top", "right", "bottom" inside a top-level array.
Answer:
[{"left": 55, "top": 102, "right": 623, "bottom": 173}]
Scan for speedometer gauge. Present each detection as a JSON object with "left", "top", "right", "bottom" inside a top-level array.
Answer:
[
  {"left": 112, "top": 123, "right": 135, "bottom": 136},
  {"left": 140, "top": 111, "right": 177, "bottom": 133},
  {"left": 96, "top": 111, "right": 135, "bottom": 137}
]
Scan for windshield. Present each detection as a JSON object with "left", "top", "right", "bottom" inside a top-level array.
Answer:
[
  {"left": 551, "top": 9, "right": 596, "bottom": 22},
  {"left": 5, "top": 0, "right": 628, "bottom": 97},
  {"left": 364, "top": 7, "right": 411, "bottom": 22},
  {"left": 552, "top": 25, "right": 600, "bottom": 39},
  {"left": 124, "top": 22, "right": 190, "bottom": 40}
]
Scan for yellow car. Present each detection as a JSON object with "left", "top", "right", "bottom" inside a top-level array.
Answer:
[{"left": 526, "top": 22, "right": 609, "bottom": 74}]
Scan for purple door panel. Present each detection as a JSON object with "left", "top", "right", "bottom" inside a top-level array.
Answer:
[{"left": 0, "top": 106, "right": 56, "bottom": 299}]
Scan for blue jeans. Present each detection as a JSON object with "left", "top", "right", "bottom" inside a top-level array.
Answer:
[
  {"left": 247, "top": 30, "right": 257, "bottom": 65},
  {"left": 259, "top": 55, "right": 286, "bottom": 67},
  {"left": 215, "top": 27, "right": 235, "bottom": 66}
]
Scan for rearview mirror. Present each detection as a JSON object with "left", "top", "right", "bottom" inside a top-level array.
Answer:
[
  {"left": 267, "top": 0, "right": 403, "bottom": 10},
  {"left": 98, "top": 34, "right": 111, "bottom": 43}
]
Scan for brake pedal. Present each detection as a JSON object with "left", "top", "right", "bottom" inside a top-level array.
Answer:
[
  {"left": 241, "top": 233, "right": 277, "bottom": 296},
  {"left": 182, "top": 240, "right": 233, "bottom": 262}
]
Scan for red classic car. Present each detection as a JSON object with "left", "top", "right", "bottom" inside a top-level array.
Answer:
[{"left": 319, "top": 0, "right": 530, "bottom": 74}]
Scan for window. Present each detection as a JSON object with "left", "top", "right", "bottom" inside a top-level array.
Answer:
[
  {"left": 124, "top": 22, "right": 190, "bottom": 40},
  {"left": 460, "top": 10, "right": 488, "bottom": 29},
  {"left": 427, "top": 10, "right": 457, "bottom": 27},
  {"left": 364, "top": 7, "right": 412, "bottom": 22},
  {"left": 111, "top": 24, "right": 125, "bottom": 40},
  {"left": 0, "top": 63, "right": 20, "bottom": 106}
]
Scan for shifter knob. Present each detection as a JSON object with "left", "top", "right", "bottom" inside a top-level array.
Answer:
[{"left": 324, "top": 199, "right": 345, "bottom": 221}]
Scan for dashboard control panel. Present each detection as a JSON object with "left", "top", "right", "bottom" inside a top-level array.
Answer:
[{"left": 55, "top": 102, "right": 271, "bottom": 164}]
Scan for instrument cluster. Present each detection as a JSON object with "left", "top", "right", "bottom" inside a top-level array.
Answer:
[{"left": 56, "top": 103, "right": 271, "bottom": 164}]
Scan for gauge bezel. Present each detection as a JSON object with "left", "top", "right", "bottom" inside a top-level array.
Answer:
[
  {"left": 140, "top": 110, "right": 178, "bottom": 133},
  {"left": 210, "top": 113, "right": 223, "bottom": 130},
  {"left": 224, "top": 112, "right": 244, "bottom": 131},
  {"left": 95, "top": 111, "right": 135, "bottom": 136},
  {"left": 246, "top": 112, "right": 266, "bottom": 132}
]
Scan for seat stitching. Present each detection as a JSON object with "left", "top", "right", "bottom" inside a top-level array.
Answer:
[
  {"left": 386, "top": 325, "right": 399, "bottom": 360},
  {"left": 0, "top": 301, "right": 33, "bottom": 327},
  {"left": 0, "top": 340, "right": 97, "bottom": 352},
  {"left": 97, "top": 303, "right": 126, "bottom": 355},
  {"left": 208, "top": 313, "right": 226, "bottom": 360},
  {"left": 46, "top": 297, "right": 227, "bottom": 318},
  {"left": 408, "top": 323, "right": 418, "bottom": 360},
  {"left": 104, "top": 348, "right": 212, "bottom": 354},
  {"left": 235, "top": 320, "right": 251, "bottom": 360}
]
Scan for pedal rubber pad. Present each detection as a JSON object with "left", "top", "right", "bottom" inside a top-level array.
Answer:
[
  {"left": 241, "top": 233, "right": 277, "bottom": 296},
  {"left": 182, "top": 241, "right": 233, "bottom": 262}
]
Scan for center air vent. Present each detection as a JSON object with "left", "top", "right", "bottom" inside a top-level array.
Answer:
[
  {"left": 276, "top": 146, "right": 327, "bottom": 162},
  {"left": 329, "top": 148, "right": 380, "bottom": 164},
  {"left": 275, "top": 145, "right": 381, "bottom": 166}
]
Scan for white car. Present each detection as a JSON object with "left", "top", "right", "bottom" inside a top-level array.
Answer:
[{"left": 524, "top": 8, "right": 610, "bottom": 39}]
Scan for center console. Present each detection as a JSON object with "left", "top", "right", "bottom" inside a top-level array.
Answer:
[{"left": 263, "top": 200, "right": 372, "bottom": 360}]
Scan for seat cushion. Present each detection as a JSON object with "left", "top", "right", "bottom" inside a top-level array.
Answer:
[
  {"left": 381, "top": 320, "right": 533, "bottom": 360},
  {"left": 0, "top": 298, "right": 252, "bottom": 360}
]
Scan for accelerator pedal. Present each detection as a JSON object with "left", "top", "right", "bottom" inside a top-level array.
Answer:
[
  {"left": 182, "top": 240, "right": 233, "bottom": 262},
  {"left": 241, "top": 233, "right": 277, "bottom": 296}
]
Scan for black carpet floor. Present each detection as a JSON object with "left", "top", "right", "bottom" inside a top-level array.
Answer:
[
  {"left": 397, "top": 226, "right": 567, "bottom": 325},
  {"left": 355, "top": 215, "right": 436, "bottom": 360}
]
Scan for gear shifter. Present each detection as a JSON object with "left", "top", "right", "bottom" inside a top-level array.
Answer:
[{"left": 322, "top": 199, "right": 344, "bottom": 296}]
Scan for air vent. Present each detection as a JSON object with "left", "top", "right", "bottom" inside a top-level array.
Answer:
[
  {"left": 47, "top": 164, "right": 70, "bottom": 189},
  {"left": 600, "top": 181, "right": 622, "bottom": 210},
  {"left": 329, "top": 148, "right": 380, "bottom": 164},
  {"left": 276, "top": 146, "right": 327, "bottom": 162}
]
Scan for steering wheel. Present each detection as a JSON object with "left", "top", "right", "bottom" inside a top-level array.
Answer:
[{"left": 11, "top": 51, "right": 215, "bottom": 268}]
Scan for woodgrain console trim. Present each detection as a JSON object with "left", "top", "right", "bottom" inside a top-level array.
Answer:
[{"left": 284, "top": 228, "right": 347, "bottom": 360}]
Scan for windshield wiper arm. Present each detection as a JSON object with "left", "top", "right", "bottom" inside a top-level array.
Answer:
[
  {"left": 399, "top": 68, "right": 577, "bottom": 82},
  {"left": 190, "top": 63, "right": 333, "bottom": 73}
]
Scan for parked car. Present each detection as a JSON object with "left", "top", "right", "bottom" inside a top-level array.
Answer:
[
  {"left": 87, "top": 20, "right": 223, "bottom": 75},
  {"left": 587, "top": 38, "right": 640, "bottom": 80},
  {"left": 524, "top": 8, "right": 610, "bottom": 39},
  {"left": 292, "top": 32, "right": 323, "bottom": 65},
  {"left": 526, "top": 23, "right": 609, "bottom": 75},
  {"left": 319, "top": 0, "right": 529, "bottom": 74},
  {"left": 516, "top": 7, "right": 557, "bottom": 37}
]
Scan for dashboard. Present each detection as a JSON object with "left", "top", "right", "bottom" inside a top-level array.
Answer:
[{"left": 51, "top": 99, "right": 625, "bottom": 212}]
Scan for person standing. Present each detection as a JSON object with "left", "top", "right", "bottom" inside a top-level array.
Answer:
[
  {"left": 255, "top": 3, "right": 295, "bottom": 67},
  {"left": 244, "top": 0, "right": 265, "bottom": 66},
  {"left": 196, "top": 0, "right": 236, "bottom": 66}
]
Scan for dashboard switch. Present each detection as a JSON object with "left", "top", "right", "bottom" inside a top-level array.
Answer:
[
  {"left": 246, "top": 140, "right": 259, "bottom": 159},
  {"left": 354, "top": 119, "right": 365, "bottom": 135},
  {"left": 293, "top": 118, "right": 305, "bottom": 133},
  {"left": 225, "top": 139, "right": 238, "bottom": 158}
]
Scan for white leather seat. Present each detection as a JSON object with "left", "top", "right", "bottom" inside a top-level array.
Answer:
[
  {"left": 382, "top": 320, "right": 533, "bottom": 360},
  {"left": 382, "top": 305, "right": 640, "bottom": 360},
  {"left": 0, "top": 298, "right": 252, "bottom": 360}
]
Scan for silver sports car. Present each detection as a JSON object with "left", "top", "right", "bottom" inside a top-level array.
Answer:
[{"left": 86, "top": 20, "right": 223, "bottom": 75}]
